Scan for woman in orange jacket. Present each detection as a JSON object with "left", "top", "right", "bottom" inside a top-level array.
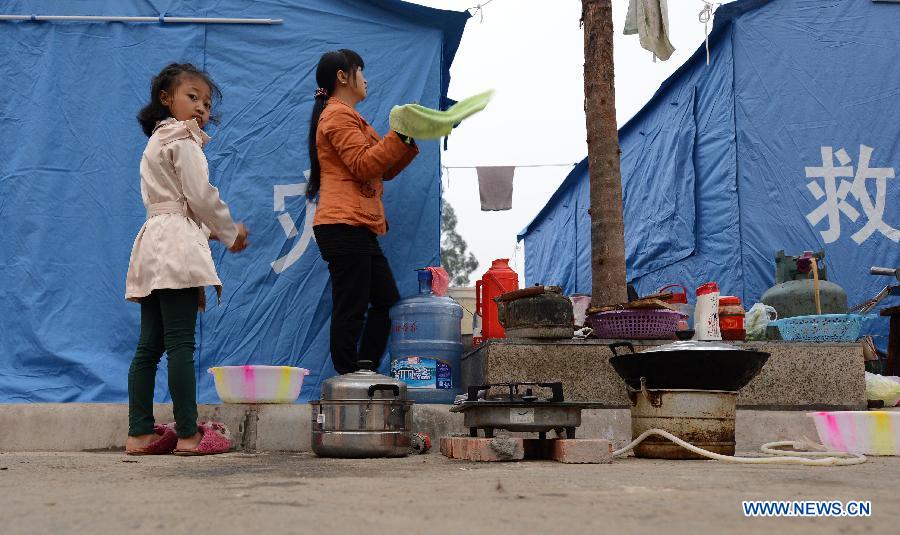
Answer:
[{"left": 307, "top": 49, "right": 419, "bottom": 375}]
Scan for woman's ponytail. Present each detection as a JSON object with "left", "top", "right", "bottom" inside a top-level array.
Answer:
[{"left": 306, "top": 91, "right": 328, "bottom": 199}]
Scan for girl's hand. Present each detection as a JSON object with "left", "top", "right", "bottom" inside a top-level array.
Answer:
[{"left": 229, "top": 223, "right": 249, "bottom": 252}]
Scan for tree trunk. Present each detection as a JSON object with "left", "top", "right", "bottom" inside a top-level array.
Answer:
[{"left": 582, "top": 0, "right": 628, "bottom": 307}]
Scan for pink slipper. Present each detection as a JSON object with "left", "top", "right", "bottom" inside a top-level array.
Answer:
[
  {"left": 173, "top": 422, "right": 232, "bottom": 456},
  {"left": 125, "top": 424, "right": 177, "bottom": 455}
]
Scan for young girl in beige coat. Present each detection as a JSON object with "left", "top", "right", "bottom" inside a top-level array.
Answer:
[{"left": 124, "top": 63, "right": 248, "bottom": 456}]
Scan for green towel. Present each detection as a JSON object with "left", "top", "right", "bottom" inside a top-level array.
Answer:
[{"left": 389, "top": 89, "right": 493, "bottom": 140}]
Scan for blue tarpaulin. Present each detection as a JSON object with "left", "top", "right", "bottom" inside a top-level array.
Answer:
[
  {"left": 0, "top": 0, "right": 468, "bottom": 402},
  {"left": 519, "top": 0, "right": 899, "bottom": 345}
]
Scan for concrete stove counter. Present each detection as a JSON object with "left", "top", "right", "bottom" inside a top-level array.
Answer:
[{"left": 461, "top": 339, "right": 866, "bottom": 410}]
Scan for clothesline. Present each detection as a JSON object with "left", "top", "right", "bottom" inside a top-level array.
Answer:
[
  {"left": 467, "top": 0, "right": 497, "bottom": 22},
  {"left": 698, "top": 1, "right": 723, "bottom": 65},
  {"left": 442, "top": 163, "right": 577, "bottom": 169},
  {"left": 441, "top": 163, "right": 575, "bottom": 211}
]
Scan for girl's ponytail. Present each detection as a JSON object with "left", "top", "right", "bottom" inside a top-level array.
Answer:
[{"left": 306, "top": 49, "right": 364, "bottom": 199}]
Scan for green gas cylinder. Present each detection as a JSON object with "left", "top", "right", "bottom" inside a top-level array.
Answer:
[{"left": 760, "top": 250, "right": 848, "bottom": 318}]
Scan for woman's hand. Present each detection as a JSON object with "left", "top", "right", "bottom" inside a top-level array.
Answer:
[
  {"left": 394, "top": 132, "right": 415, "bottom": 146},
  {"left": 229, "top": 223, "right": 250, "bottom": 252}
]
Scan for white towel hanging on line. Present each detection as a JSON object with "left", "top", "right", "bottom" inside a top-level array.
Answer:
[{"left": 624, "top": 0, "right": 675, "bottom": 61}]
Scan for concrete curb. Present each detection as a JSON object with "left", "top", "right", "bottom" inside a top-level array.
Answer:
[{"left": 0, "top": 403, "right": 838, "bottom": 453}]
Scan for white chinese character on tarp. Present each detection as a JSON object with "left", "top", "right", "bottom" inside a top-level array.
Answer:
[
  {"left": 271, "top": 170, "right": 317, "bottom": 274},
  {"left": 804, "top": 147, "right": 858, "bottom": 243},
  {"left": 804, "top": 145, "right": 898, "bottom": 244},
  {"left": 848, "top": 146, "right": 899, "bottom": 244}
]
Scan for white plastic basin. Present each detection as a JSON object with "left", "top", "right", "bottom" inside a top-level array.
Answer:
[
  {"left": 208, "top": 365, "right": 310, "bottom": 403},
  {"left": 808, "top": 411, "right": 900, "bottom": 456}
]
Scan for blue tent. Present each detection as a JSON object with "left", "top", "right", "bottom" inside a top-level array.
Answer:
[
  {"left": 0, "top": 0, "right": 468, "bottom": 402},
  {"left": 519, "top": 0, "right": 899, "bottom": 342}
]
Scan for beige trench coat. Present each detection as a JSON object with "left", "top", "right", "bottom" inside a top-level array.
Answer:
[{"left": 125, "top": 118, "right": 239, "bottom": 309}]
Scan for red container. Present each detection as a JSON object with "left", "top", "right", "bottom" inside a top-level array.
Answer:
[
  {"left": 697, "top": 282, "right": 720, "bottom": 296},
  {"left": 473, "top": 259, "right": 519, "bottom": 346},
  {"left": 718, "top": 296, "right": 746, "bottom": 341}
]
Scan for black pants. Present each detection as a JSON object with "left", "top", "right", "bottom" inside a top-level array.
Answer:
[
  {"left": 325, "top": 254, "right": 401, "bottom": 375},
  {"left": 128, "top": 288, "right": 199, "bottom": 438}
]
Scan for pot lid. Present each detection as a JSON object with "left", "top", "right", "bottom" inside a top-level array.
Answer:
[
  {"left": 320, "top": 360, "right": 408, "bottom": 401},
  {"left": 641, "top": 340, "right": 742, "bottom": 352},
  {"left": 494, "top": 285, "right": 563, "bottom": 303}
]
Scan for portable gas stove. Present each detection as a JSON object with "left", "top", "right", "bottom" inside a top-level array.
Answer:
[{"left": 450, "top": 382, "right": 602, "bottom": 439}]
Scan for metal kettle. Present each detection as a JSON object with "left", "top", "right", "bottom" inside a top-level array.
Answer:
[{"left": 494, "top": 285, "right": 574, "bottom": 339}]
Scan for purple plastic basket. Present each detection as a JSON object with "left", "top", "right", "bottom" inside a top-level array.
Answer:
[{"left": 586, "top": 309, "right": 686, "bottom": 340}]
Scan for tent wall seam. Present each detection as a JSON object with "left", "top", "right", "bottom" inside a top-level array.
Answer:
[{"left": 729, "top": 20, "right": 749, "bottom": 304}]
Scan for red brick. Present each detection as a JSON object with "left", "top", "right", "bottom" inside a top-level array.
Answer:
[
  {"left": 551, "top": 439, "right": 613, "bottom": 464},
  {"left": 440, "top": 436, "right": 524, "bottom": 462}
]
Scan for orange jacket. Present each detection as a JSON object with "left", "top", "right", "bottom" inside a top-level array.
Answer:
[{"left": 313, "top": 97, "right": 418, "bottom": 235}]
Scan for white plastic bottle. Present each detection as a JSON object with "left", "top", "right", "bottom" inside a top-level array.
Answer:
[
  {"left": 472, "top": 312, "right": 483, "bottom": 346},
  {"left": 694, "top": 282, "right": 722, "bottom": 341}
]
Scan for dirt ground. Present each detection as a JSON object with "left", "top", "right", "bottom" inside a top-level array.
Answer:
[{"left": 1, "top": 450, "right": 896, "bottom": 535}]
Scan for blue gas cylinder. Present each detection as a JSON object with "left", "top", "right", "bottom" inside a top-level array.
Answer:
[{"left": 388, "top": 270, "right": 464, "bottom": 404}]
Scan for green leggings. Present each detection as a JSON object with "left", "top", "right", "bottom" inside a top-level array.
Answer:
[{"left": 128, "top": 288, "right": 200, "bottom": 439}]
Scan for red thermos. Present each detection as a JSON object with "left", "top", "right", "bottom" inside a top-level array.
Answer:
[{"left": 473, "top": 259, "right": 519, "bottom": 347}]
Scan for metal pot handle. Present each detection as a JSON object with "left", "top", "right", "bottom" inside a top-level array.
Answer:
[
  {"left": 608, "top": 341, "right": 635, "bottom": 357},
  {"left": 658, "top": 283, "right": 688, "bottom": 298},
  {"left": 640, "top": 377, "right": 662, "bottom": 407},
  {"left": 367, "top": 384, "right": 400, "bottom": 398},
  {"left": 626, "top": 377, "right": 662, "bottom": 408}
]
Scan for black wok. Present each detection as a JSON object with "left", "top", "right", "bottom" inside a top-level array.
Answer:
[{"left": 608, "top": 341, "right": 769, "bottom": 392}]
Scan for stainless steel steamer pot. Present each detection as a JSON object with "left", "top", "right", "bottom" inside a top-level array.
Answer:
[{"left": 310, "top": 361, "right": 413, "bottom": 458}]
